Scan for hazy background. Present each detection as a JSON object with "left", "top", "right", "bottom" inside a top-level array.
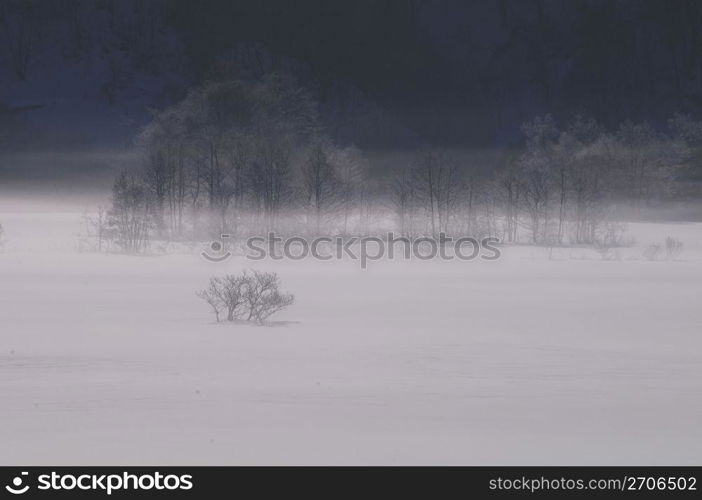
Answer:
[
  {"left": 1, "top": 1, "right": 701, "bottom": 465},
  {"left": 3, "top": 0, "right": 702, "bottom": 200}
]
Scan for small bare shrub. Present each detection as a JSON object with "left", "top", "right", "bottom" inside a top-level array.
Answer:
[
  {"left": 196, "top": 280, "right": 225, "bottom": 322},
  {"left": 243, "top": 271, "right": 295, "bottom": 324},
  {"left": 220, "top": 275, "right": 248, "bottom": 321},
  {"left": 643, "top": 243, "right": 663, "bottom": 261},
  {"left": 597, "top": 221, "right": 634, "bottom": 248},
  {"left": 197, "top": 275, "right": 248, "bottom": 322},
  {"left": 593, "top": 240, "right": 619, "bottom": 261},
  {"left": 664, "top": 236, "right": 683, "bottom": 260},
  {"left": 197, "top": 270, "right": 294, "bottom": 325},
  {"left": 593, "top": 222, "right": 630, "bottom": 260},
  {"left": 643, "top": 237, "right": 684, "bottom": 261}
]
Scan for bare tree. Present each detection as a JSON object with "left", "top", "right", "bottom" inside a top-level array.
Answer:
[
  {"left": 496, "top": 157, "right": 521, "bottom": 242},
  {"left": 664, "top": 237, "right": 684, "bottom": 261},
  {"left": 460, "top": 166, "right": 486, "bottom": 238},
  {"left": 108, "top": 171, "right": 152, "bottom": 254},
  {"left": 570, "top": 134, "right": 617, "bottom": 243},
  {"left": 390, "top": 165, "right": 415, "bottom": 237},
  {"left": 301, "top": 141, "right": 339, "bottom": 235},
  {"left": 615, "top": 121, "right": 682, "bottom": 212},
  {"left": 243, "top": 270, "right": 294, "bottom": 324},
  {"left": 668, "top": 113, "right": 702, "bottom": 199},
  {"left": 80, "top": 206, "right": 108, "bottom": 252},
  {"left": 252, "top": 288, "right": 295, "bottom": 324},
  {"left": 518, "top": 115, "right": 559, "bottom": 244},
  {"left": 332, "top": 145, "right": 366, "bottom": 235},
  {"left": 249, "top": 134, "right": 295, "bottom": 232},
  {"left": 137, "top": 74, "right": 322, "bottom": 238},
  {"left": 196, "top": 280, "right": 225, "bottom": 323},
  {"left": 198, "top": 271, "right": 294, "bottom": 325},
  {"left": 250, "top": 73, "right": 321, "bottom": 232},
  {"left": 413, "top": 149, "right": 460, "bottom": 237},
  {"left": 197, "top": 275, "right": 248, "bottom": 322}
]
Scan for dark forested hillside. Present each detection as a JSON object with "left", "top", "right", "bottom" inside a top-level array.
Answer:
[{"left": 2, "top": 0, "right": 702, "bottom": 151}]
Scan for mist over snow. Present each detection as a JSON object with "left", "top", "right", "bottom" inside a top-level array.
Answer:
[
  {"left": 0, "top": 206, "right": 700, "bottom": 464},
  {"left": 1, "top": 0, "right": 702, "bottom": 466}
]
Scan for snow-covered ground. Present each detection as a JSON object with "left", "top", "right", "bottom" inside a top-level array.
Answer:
[{"left": 0, "top": 212, "right": 700, "bottom": 464}]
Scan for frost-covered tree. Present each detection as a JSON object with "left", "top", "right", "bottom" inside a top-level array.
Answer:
[
  {"left": 137, "top": 73, "right": 322, "bottom": 237},
  {"left": 668, "top": 113, "right": 702, "bottom": 198},
  {"left": 615, "top": 121, "right": 682, "bottom": 210}
]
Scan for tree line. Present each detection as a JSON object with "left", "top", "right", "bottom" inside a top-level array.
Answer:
[{"left": 99, "top": 75, "right": 702, "bottom": 254}]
